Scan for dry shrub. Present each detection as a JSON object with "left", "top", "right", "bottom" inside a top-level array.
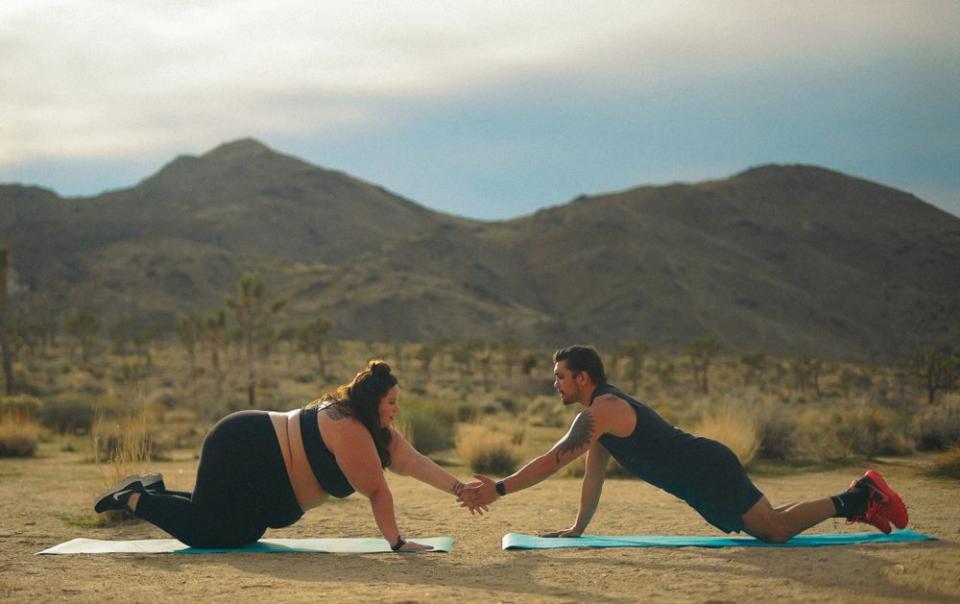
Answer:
[
  {"left": 484, "top": 419, "right": 526, "bottom": 447},
  {"left": 40, "top": 396, "right": 95, "bottom": 434},
  {"left": 832, "top": 404, "right": 913, "bottom": 460},
  {"left": 525, "top": 396, "right": 566, "bottom": 428},
  {"left": 161, "top": 408, "right": 206, "bottom": 449},
  {"left": 0, "top": 410, "right": 39, "bottom": 457},
  {"left": 791, "top": 408, "right": 849, "bottom": 462},
  {"left": 561, "top": 456, "right": 586, "bottom": 477},
  {"left": 913, "top": 400, "right": 960, "bottom": 451},
  {"left": 753, "top": 403, "right": 799, "bottom": 461},
  {"left": 92, "top": 412, "right": 159, "bottom": 463},
  {"left": 456, "top": 423, "right": 521, "bottom": 475},
  {"left": 396, "top": 400, "right": 456, "bottom": 454},
  {"left": 928, "top": 445, "right": 960, "bottom": 480},
  {"left": 0, "top": 394, "right": 43, "bottom": 418},
  {"left": 693, "top": 407, "right": 760, "bottom": 467},
  {"left": 92, "top": 410, "right": 158, "bottom": 522}
]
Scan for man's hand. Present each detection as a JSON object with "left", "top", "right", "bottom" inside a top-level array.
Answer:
[
  {"left": 539, "top": 527, "right": 582, "bottom": 538},
  {"left": 456, "top": 479, "right": 489, "bottom": 515},
  {"left": 457, "top": 474, "right": 499, "bottom": 514}
]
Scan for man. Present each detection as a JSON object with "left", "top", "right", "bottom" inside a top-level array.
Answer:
[{"left": 459, "top": 345, "right": 907, "bottom": 542}]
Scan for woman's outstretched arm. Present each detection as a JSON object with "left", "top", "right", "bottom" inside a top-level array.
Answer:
[{"left": 388, "top": 427, "right": 469, "bottom": 498}]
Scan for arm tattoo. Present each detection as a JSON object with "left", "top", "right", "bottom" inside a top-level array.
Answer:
[
  {"left": 451, "top": 481, "right": 465, "bottom": 497},
  {"left": 555, "top": 413, "right": 595, "bottom": 464}
]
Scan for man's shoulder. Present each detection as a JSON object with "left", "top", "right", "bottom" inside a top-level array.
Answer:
[
  {"left": 590, "top": 392, "right": 635, "bottom": 425},
  {"left": 592, "top": 390, "right": 630, "bottom": 408}
]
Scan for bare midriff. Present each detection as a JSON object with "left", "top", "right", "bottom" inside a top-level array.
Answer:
[{"left": 269, "top": 409, "right": 329, "bottom": 511}]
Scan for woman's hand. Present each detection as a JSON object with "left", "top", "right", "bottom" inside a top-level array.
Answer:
[
  {"left": 395, "top": 540, "right": 434, "bottom": 552},
  {"left": 539, "top": 527, "right": 582, "bottom": 538}
]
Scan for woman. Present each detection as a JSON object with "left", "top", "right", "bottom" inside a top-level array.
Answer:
[{"left": 95, "top": 360, "right": 475, "bottom": 551}]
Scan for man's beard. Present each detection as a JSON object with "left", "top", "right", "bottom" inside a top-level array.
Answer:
[{"left": 560, "top": 390, "right": 577, "bottom": 406}]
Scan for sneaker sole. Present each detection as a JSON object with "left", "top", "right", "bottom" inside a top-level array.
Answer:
[
  {"left": 864, "top": 470, "right": 908, "bottom": 529},
  {"left": 116, "top": 472, "right": 164, "bottom": 491}
]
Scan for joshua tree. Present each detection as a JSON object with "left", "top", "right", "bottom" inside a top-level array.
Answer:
[
  {"left": 204, "top": 309, "right": 227, "bottom": 402},
  {"left": 415, "top": 341, "right": 441, "bottom": 378},
  {"left": 687, "top": 336, "right": 721, "bottom": 393},
  {"left": 790, "top": 357, "right": 823, "bottom": 398},
  {"left": 520, "top": 352, "right": 538, "bottom": 377},
  {"left": 65, "top": 311, "right": 100, "bottom": 363},
  {"left": 451, "top": 344, "right": 474, "bottom": 379},
  {"left": 132, "top": 322, "right": 163, "bottom": 368},
  {"left": 176, "top": 314, "right": 203, "bottom": 391},
  {"left": 226, "top": 273, "right": 286, "bottom": 407},
  {"left": 619, "top": 340, "right": 649, "bottom": 393},
  {"left": 740, "top": 352, "right": 767, "bottom": 387},
  {"left": 108, "top": 319, "right": 134, "bottom": 356},
  {"left": 478, "top": 345, "right": 494, "bottom": 392},
  {"left": 499, "top": 339, "right": 519, "bottom": 378},
  {"left": 909, "top": 346, "right": 958, "bottom": 404},
  {"left": 298, "top": 316, "right": 332, "bottom": 379},
  {"left": 0, "top": 246, "right": 12, "bottom": 393}
]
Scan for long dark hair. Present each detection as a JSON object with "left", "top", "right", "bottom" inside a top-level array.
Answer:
[{"left": 309, "top": 359, "right": 397, "bottom": 468}]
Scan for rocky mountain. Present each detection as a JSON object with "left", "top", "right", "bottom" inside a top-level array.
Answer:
[{"left": 2, "top": 139, "right": 958, "bottom": 360}]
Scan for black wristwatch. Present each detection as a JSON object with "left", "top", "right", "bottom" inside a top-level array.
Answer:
[
  {"left": 391, "top": 536, "right": 406, "bottom": 551},
  {"left": 495, "top": 480, "right": 507, "bottom": 496}
]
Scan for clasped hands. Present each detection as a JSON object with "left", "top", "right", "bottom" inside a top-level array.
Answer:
[
  {"left": 457, "top": 474, "right": 498, "bottom": 514},
  {"left": 456, "top": 474, "right": 582, "bottom": 538}
]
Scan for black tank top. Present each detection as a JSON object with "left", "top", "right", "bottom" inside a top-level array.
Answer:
[
  {"left": 594, "top": 384, "right": 708, "bottom": 504},
  {"left": 299, "top": 406, "right": 356, "bottom": 498}
]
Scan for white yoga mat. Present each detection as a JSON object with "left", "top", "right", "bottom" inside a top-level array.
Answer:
[{"left": 37, "top": 536, "right": 454, "bottom": 555}]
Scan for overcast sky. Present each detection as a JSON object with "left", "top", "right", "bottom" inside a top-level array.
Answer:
[{"left": 1, "top": 0, "right": 958, "bottom": 220}]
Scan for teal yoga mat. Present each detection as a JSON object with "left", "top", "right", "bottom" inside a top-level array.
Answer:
[
  {"left": 502, "top": 530, "right": 934, "bottom": 550},
  {"left": 37, "top": 536, "right": 454, "bottom": 555}
]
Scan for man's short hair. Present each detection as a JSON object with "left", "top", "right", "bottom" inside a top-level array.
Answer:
[{"left": 554, "top": 345, "right": 606, "bottom": 385}]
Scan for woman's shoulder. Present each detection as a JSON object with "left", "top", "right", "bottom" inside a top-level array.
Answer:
[{"left": 318, "top": 405, "right": 368, "bottom": 438}]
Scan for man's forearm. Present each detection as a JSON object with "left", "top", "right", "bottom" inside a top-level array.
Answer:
[
  {"left": 502, "top": 453, "right": 559, "bottom": 494},
  {"left": 573, "top": 478, "right": 603, "bottom": 532}
]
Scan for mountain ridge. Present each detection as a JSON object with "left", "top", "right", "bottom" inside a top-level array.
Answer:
[{"left": 2, "top": 138, "right": 958, "bottom": 361}]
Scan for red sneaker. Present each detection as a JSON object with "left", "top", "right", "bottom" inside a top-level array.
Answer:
[
  {"left": 847, "top": 488, "right": 892, "bottom": 534},
  {"left": 861, "top": 470, "right": 909, "bottom": 529}
]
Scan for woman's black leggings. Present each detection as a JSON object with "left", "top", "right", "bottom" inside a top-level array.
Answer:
[{"left": 134, "top": 411, "right": 303, "bottom": 548}]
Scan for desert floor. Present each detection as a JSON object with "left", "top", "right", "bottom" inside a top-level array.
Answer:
[{"left": 1, "top": 445, "right": 958, "bottom": 603}]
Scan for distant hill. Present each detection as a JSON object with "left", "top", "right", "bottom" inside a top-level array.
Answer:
[{"left": 2, "top": 139, "right": 958, "bottom": 361}]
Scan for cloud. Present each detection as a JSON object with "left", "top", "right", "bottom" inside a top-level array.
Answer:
[
  {"left": 1, "top": 0, "right": 958, "bottom": 220},
  {"left": 3, "top": 0, "right": 957, "bottom": 167}
]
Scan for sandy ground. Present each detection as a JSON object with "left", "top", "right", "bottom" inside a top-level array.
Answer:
[{"left": 1, "top": 445, "right": 958, "bottom": 603}]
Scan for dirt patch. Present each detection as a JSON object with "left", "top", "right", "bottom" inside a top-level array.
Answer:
[{"left": 2, "top": 448, "right": 958, "bottom": 603}]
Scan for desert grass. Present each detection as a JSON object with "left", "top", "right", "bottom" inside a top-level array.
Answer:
[
  {"left": 6, "top": 337, "right": 960, "bottom": 474},
  {"left": 456, "top": 422, "right": 522, "bottom": 475},
  {"left": 0, "top": 410, "right": 39, "bottom": 457},
  {"left": 928, "top": 445, "right": 960, "bottom": 479},
  {"left": 91, "top": 409, "right": 155, "bottom": 522},
  {"left": 692, "top": 406, "right": 761, "bottom": 467}
]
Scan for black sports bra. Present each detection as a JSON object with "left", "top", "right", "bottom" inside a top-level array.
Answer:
[{"left": 299, "top": 406, "right": 356, "bottom": 498}]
